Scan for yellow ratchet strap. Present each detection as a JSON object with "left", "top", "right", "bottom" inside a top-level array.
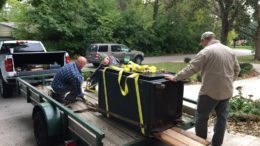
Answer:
[
  {"left": 122, "top": 61, "right": 157, "bottom": 73},
  {"left": 132, "top": 73, "right": 145, "bottom": 134},
  {"left": 102, "top": 65, "right": 145, "bottom": 134},
  {"left": 102, "top": 67, "right": 110, "bottom": 117}
]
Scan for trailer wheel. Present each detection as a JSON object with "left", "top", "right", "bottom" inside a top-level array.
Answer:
[
  {"left": 0, "top": 78, "right": 13, "bottom": 98},
  {"left": 33, "top": 110, "right": 56, "bottom": 146}
]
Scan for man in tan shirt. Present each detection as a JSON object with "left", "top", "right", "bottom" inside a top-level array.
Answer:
[{"left": 165, "top": 32, "right": 240, "bottom": 146}]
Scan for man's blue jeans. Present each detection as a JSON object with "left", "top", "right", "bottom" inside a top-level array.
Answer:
[{"left": 195, "top": 95, "right": 229, "bottom": 146}]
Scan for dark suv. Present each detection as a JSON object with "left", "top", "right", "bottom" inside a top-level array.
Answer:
[{"left": 86, "top": 43, "right": 144, "bottom": 66}]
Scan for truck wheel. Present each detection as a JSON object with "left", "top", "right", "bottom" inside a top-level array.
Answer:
[
  {"left": 33, "top": 110, "right": 56, "bottom": 146},
  {"left": 0, "top": 79, "right": 13, "bottom": 98},
  {"left": 134, "top": 56, "right": 143, "bottom": 65}
]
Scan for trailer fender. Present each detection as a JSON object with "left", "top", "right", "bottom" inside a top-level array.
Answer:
[{"left": 32, "top": 102, "right": 61, "bottom": 136}]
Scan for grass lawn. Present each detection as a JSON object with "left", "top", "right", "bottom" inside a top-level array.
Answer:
[
  {"left": 237, "top": 55, "right": 260, "bottom": 64},
  {"left": 150, "top": 62, "right": 199, "bottom": 82},
  {"left": 232, "top": 45, "right": 254, "bottom": 50},
  {"left": 151, "top": 62, "right": 187, "bottom": 73}
]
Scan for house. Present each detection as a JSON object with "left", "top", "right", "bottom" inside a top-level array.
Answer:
[{"left": 0, "top": 22, "right": 15, "bottom": 41}]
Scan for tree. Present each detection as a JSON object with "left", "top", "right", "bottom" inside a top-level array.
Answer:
[
  {"left": 255, "top": 1, "right": 260, "bottom": 60},
  {"left": 0, "top": 0, "right": 29, "bottom": 22},
  {"left": 153, "top": 0, "right": 159, "bottom": 20},
  {"left": 16, "top": 0, "right": 215, "bottom": 56},
  {"left": 236, "top": 0, "right": 260, "bottom": 60},
  {"left": 118, "top": 0, "right": 126, "bottom": 12},
  {"left": 247, "top": 0, "right": 260, "bottom": 60},
  {"left": 210, "top": 0, "right": 246, "bottom": 45}
]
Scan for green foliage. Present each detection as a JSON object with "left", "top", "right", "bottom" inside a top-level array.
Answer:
[
  {"left": 150, "top": 62, "right": 198, "bottom": 82},
  {"left": 81, "top": 70, "right": 92, "bottom": 80},
  {"left": 14, "top": 0, "right": 215, "bottom": 57},
  {"left": 239, "top": 63, "right": 253, "bottom": 77},
  {"left": 196, "top": 73, "right": 202, "bottom": 82},
  {"left": 230, "top": 86, "right": 260, "bottom": 117},
  {"left": 0, "top": 0, "right": 28, "bottom": 22},
  {"left": 184, "top": 57, "right": 191, "bottom": 63},
  {"left": 227, "top": 29, "right": 238, "bottom": 46},
  {"left": 238, "top": 55, "right": 260, "bottom": 64}
]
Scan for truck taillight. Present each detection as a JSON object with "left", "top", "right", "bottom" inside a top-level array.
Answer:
[
  {"left": 4, "top": 58, "right": 14, "bottom": 72},
  {"left": 16, "top": 40, "right": 28, "bottom": 44},
  {"left": 65, "top": 140, "right": 76, "bottom": 146},
  {"left": 66, "top": 54, "right": 71, "bottom": 64}
]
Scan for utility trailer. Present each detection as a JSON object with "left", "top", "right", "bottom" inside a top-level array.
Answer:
[{"left": 16, "top": 74, "right": 208, "bottom": 146}]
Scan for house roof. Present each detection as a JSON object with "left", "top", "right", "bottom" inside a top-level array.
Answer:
[{"left": 0, "top": 22, "right": 16, "bottom": 28}]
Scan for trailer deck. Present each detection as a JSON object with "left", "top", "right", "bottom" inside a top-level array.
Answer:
[{"left": 17, "top": 75, "right": 209, "bottom": 146}]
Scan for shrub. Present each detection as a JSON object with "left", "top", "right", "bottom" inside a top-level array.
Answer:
[
  {"left": 196, "top": 73, "right": 201, "bottom": 82},
  {"left": 184, "top": 57, "right": 191, "bottom": 63},
  {"left": 229, "top": 86, "right": 260, "bottom": 120},
  {"left": 239, "top": 63, "right": 253, "bottom": 77}
]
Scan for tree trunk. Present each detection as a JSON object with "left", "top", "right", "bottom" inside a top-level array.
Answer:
[
  {"left": 118, "top": 0, "right": 126, "bottom": 12},
  {"left": 153, "top": 0, "right": 159, "bottom": 20},
  {"left": 255, "top": 3, "right": 260, "bottom": 60},
  {"left": 255, "top": 31, "right": 260, "bottom": 60},
  {"left": 221, "top": 15, "right": 229, "bottom": 45}
]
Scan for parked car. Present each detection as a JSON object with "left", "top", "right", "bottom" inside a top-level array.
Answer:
[{"left": 85, "top": 43, "right": 144, "bottom": 66}]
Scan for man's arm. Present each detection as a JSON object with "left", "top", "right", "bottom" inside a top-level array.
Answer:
[
  {"left": 175, "top": 50, "right": 208, "bottom": 81},
  {"left": 74, "top": 75, "right": 84, "bottom": 97}
]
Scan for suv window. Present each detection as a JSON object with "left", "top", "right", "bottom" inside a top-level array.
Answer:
[
  {"left": 98, "top": 45, "right": 108, "bottom": 52},
  {"left": 111, "top": 45, "right": 121, "bottom": 52},
  {"left": 1, "top": 42, "right": 44, "bottom": 53},
  {"left": 121, "top": 45, "right": 130, "bottom": 52}
]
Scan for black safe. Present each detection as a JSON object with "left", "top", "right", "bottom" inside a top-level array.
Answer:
[{"left": 98, "top": 69, "right": 183, "bottom": 136}]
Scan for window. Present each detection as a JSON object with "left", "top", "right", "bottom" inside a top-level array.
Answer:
[
  {"left": 121, "top": 45, "right": 130, "bottom": 52},
  {"left": 98, "top": 45, "right": 108, "bottom": 52},
  {"left": 87, "top": 45, "right": 98, "bottom": 52},
  {"left": 1, "top": 42, "right": 44, "bottom": 53},
  {"left": 111, "top": 45, "right": 121, "bottom": 52}
]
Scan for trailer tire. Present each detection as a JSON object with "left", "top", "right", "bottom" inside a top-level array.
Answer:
[
  {"left": 33, "top": 110, "right": 56, "bottom": 146},
  {"left": 0, "top": 78, "right": 13, "bottom": 98}
]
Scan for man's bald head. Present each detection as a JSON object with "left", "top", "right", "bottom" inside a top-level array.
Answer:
[{"left": 76, "top": 56, "right": 87, "bottom": 69}]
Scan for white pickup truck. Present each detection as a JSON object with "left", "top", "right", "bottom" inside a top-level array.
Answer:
[{"left": 0, "top": 40, "right": 70, "bottom": 98}]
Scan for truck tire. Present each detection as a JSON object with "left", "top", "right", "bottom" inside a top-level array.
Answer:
[
  {"left": 134, "top": 56, "right": 143, "bottom": 65},
  {"left": 0, "top": 78, "right": 13, "bottom": 98},
  {"left": 33, "top": 110, "right": 57, "bottom": 146}
]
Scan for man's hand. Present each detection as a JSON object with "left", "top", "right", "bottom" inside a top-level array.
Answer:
[{"left": 164, "top": 74, "right": 177, "bottom": 81}]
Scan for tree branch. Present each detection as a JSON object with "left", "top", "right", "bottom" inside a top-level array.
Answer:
[
  {"left": 238, "top": 28, "right": 255, "bottom": 38},
  {"left": 212, "top": 0, "right": 221, "bottom": 17}
]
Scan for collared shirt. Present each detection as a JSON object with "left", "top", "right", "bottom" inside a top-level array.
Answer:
[
  {"left": 52, "top": 62, "right": 84, "bottom": 97},
  {"left": 176, "top": 40, "right": 240, "bottom": 100}
]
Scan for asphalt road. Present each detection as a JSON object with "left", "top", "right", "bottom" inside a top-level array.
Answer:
[
  {"left": 0, "top": 94, "right": 36, "bottom": 146},
  {"left": 143, "top": 49, "right": 253, "bottom": 64}
]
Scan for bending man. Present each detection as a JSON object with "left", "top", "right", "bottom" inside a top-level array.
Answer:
[{"left": 52, "top": 56, "right": 87, "bottom": 101}]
